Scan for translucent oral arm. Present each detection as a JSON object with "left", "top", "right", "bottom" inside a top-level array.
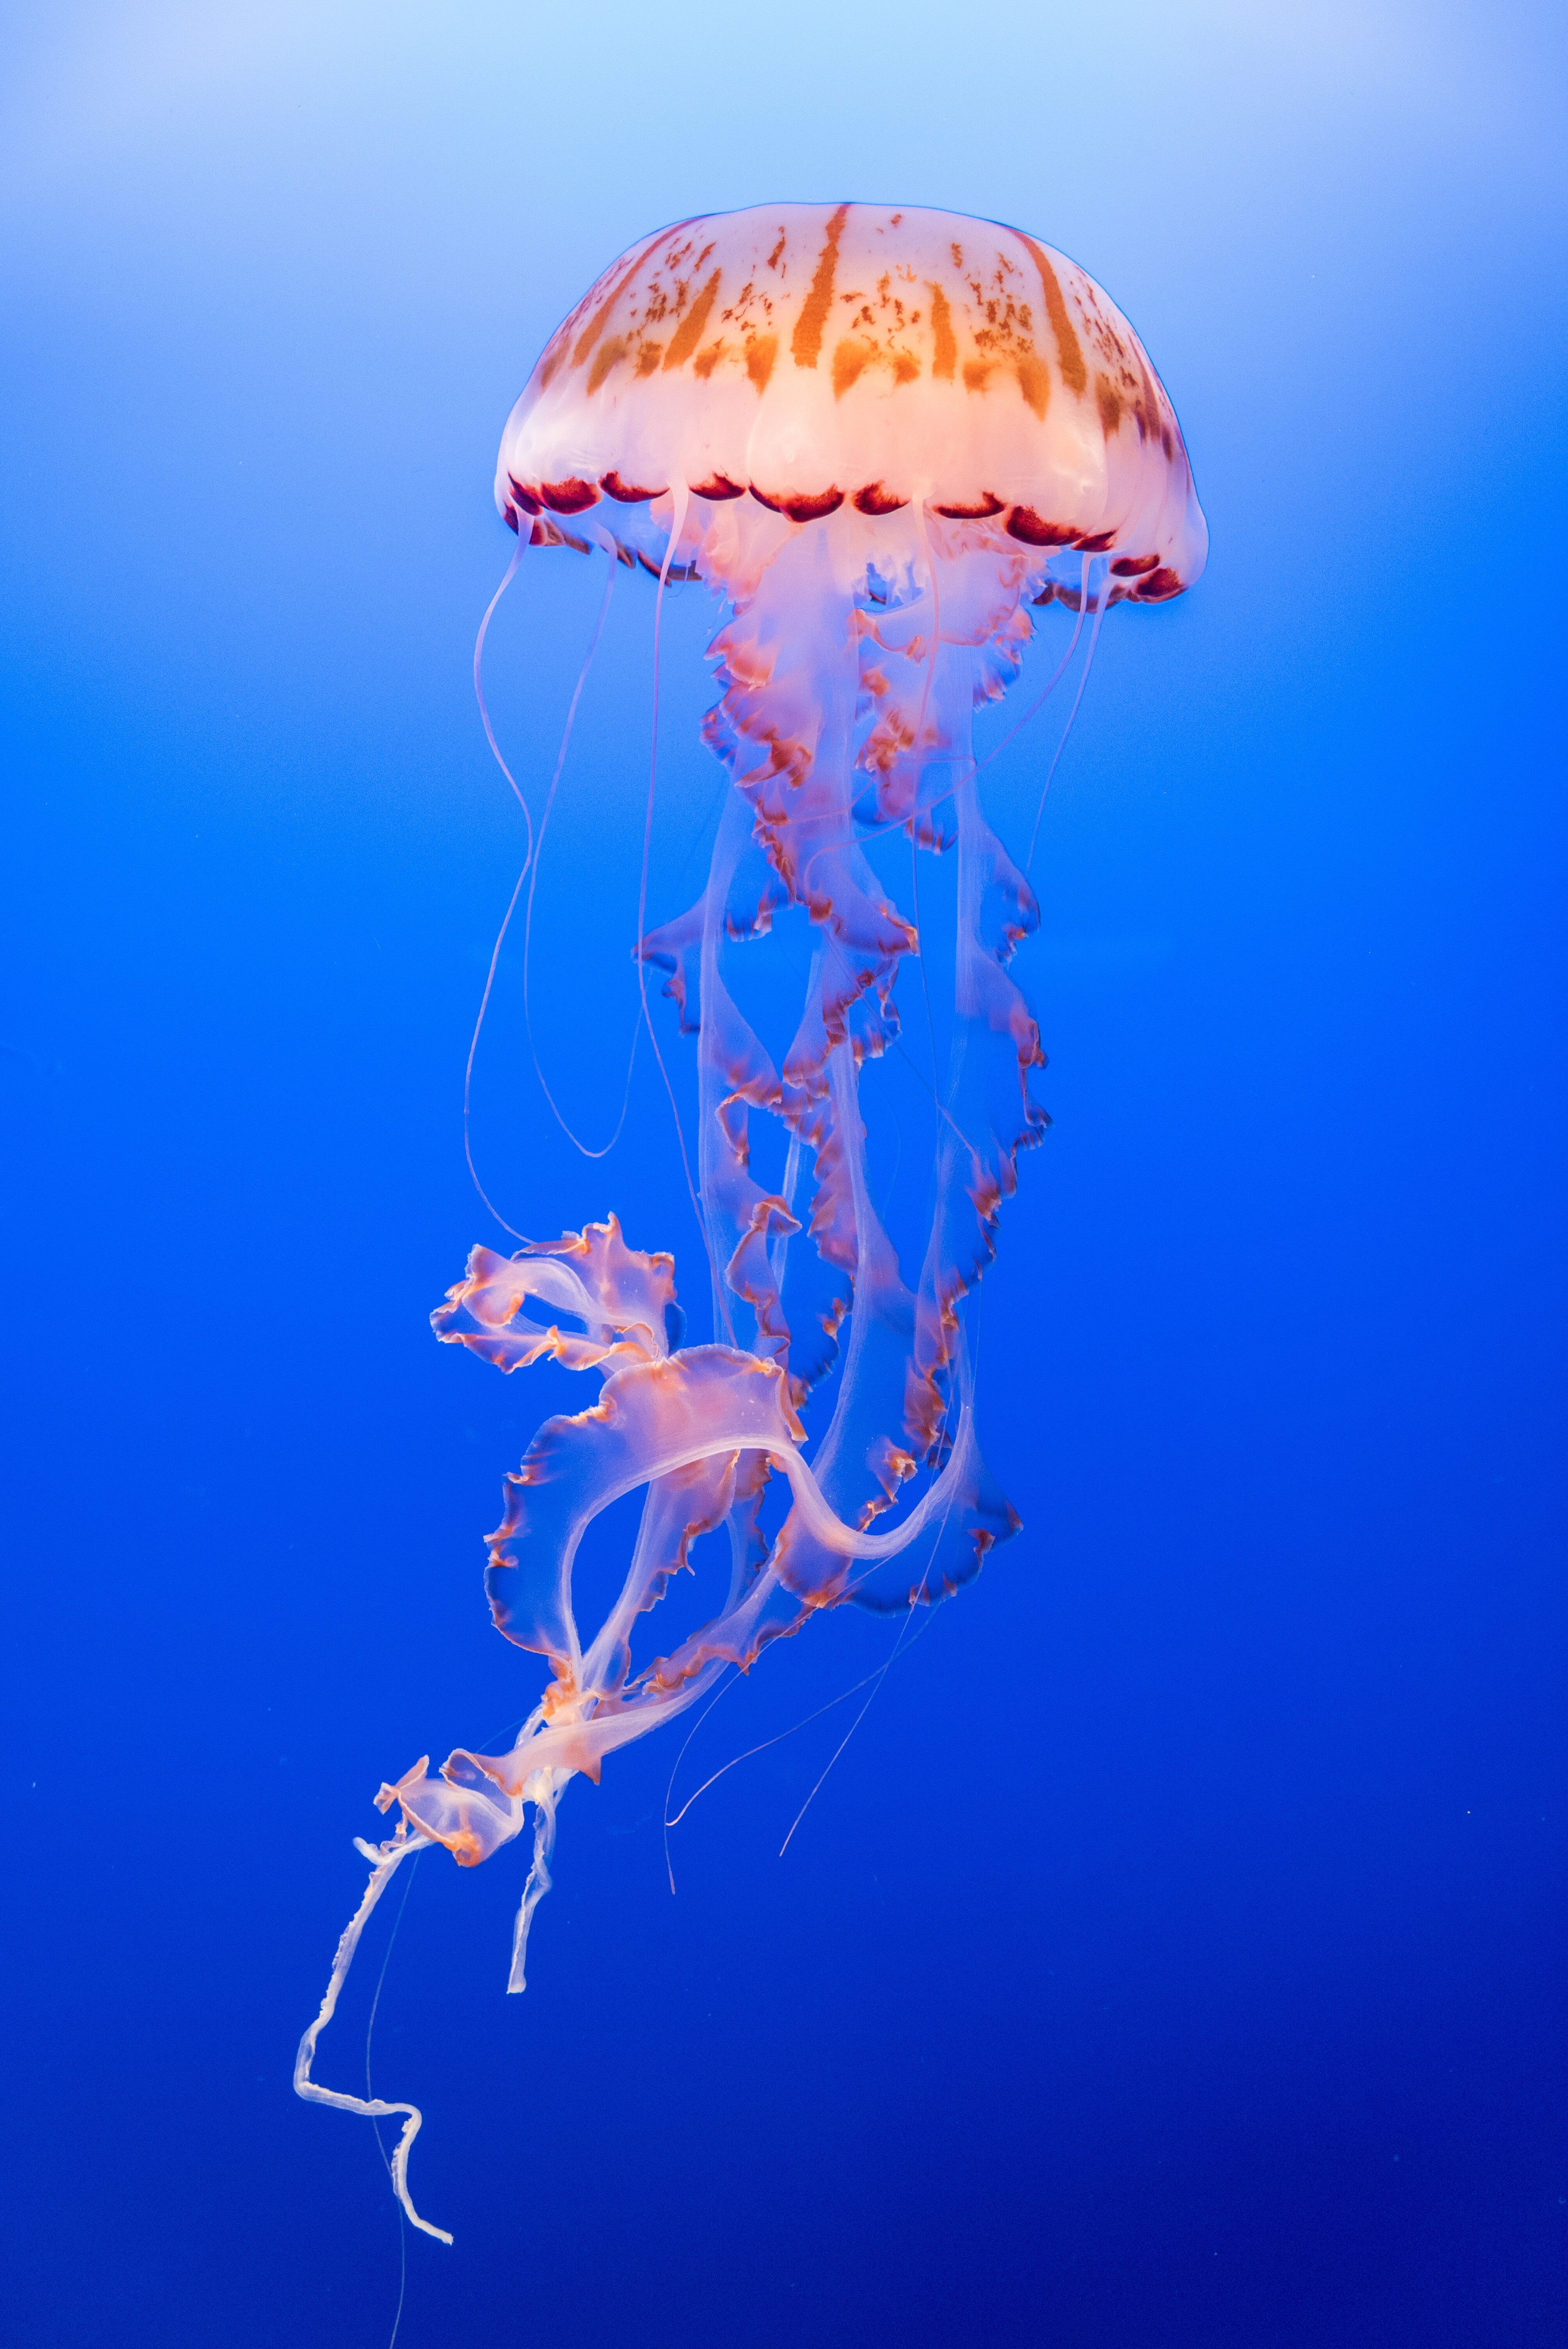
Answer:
[{"left": 292, "top": 1824, "right": 453, "bottom": 2246}]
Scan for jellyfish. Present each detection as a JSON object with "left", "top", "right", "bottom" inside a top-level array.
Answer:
[{"left": 296, "top": 203, "right": 1206, "bottom": 2241}]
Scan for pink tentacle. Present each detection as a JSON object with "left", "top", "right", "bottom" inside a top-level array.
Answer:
[{"left": 635, "top": 484, "right": 734, "bottom": 1335}]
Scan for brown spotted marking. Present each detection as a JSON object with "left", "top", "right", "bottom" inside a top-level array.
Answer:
[
  {"left": 1015, "top": 354, "right": 1050, "bottom": 419},
  {"left": 1013, "top": 234, "right": 1087, "bottom": 397},
  {"left": 1131, "top": 340, "right": 1181, "bottom": 467},
  {"left": 746, "top": 334, "right": 778, "bottom": 392},
  {"left": 569, "top": 223, "right": 691, "bottom": 373},
  {"left": 663, "top": 270, "right": 722, "bottom": 371},
  {"left": 791, "top": 204, "right": 851, "bottom": 369},
  {"left": 1094, "top": 372, "right": 1123, "bottom": 435},
  {"left": 586, "top": 337, "right": 626, "bottom": 396},
  {"left": 692, "top": 342, "right": 724, "bottom": 379},
  {"left": 833, "top": 338, "right": 871, "bottom": 398},
  {"left": 927, "top": 282, "right": 957, "bottom": 378},
  {"left": 1130, "top": 342, "right": 1165, "bottom": 449},
  {"left": 827, "top": 337, "right": 918, "bottom": 399}
]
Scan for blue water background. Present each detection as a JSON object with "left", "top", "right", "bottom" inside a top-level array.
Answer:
[{"left": 4, "top": 7, "right": 1566, "bottom": 2343}]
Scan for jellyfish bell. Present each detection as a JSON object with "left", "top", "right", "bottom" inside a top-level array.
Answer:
[
  {"left": 297, "top": 202, "right": 1206, "bottom": 2245},
  {"left": 501, "top": 202, "right": 1204, "bottom": 597}
]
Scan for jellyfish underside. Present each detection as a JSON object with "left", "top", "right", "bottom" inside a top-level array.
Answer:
[
  {"left": 422, "top": 496, "right": 1087, "bottom": 1804},
  {"left": 296, "top": 201, "right": 1206, "bottom": 2244}
]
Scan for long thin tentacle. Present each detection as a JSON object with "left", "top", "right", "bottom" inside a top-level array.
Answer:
[
  {"left": 1026, "top": 556, "right": 1108, "bottom": 871},
  {"left": 462, "top": 543, "right": 537, "bottom": 1239},
  {"left": 473, "top": 543, "right": 531, "bottom": 838},
  {"left": 463, "top": 860, "right": 532, "bottom": 1243},
  {"left": 464, "top": 546, "right": 634, "bottom": 1240},
  {"left": 976, "top": 575, "right": 1089, "bottom": 777},
  {"left": 520, "top": 552, "right": 643, "bottom": 1159}
]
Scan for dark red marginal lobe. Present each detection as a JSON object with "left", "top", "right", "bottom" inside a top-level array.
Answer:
[
  {"left": 1111, "top": 552, "right": 1160, "bottom": 576},
  {"left": 1136, "top": 567, "right": 1184, "bottom": 600},
  {"left": 691, "top": 474, "right": 747, "bottom": 501},
  {"left": 601, "top": 470, "right": 667, "bottom": 503},
  {"left": 507, "top": 474, "right": 543, "bottom": 515},
  {"left": 539, "top": 477, "right": 602, "bottom": 514},
  {"left": 1006, "top": 506, "right": 1078, "bottom": 547},
  {"left": 750, "top": 485, "right": 846, "bottom": 523},
  {"left": 854, "top": 483, "right": 909, "bottom": 515},
  {"left": 935, "top": 492, "right": 1005, "bottom": 519}
]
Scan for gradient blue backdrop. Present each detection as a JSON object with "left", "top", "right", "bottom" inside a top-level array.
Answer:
[{"left": 4, "top": 7, "right": 1566, "bottom": 2344}]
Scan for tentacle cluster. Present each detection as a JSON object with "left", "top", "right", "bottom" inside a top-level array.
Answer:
[
  {"left": 385, "top": 502, "right": 1058, "bottom": 1870},
  {"left": 301, "top": 200, "right": 1209, "bottom": 2249},
  {"left": 299, "top": 503, "right": 1069, "bottom": 2248}
]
